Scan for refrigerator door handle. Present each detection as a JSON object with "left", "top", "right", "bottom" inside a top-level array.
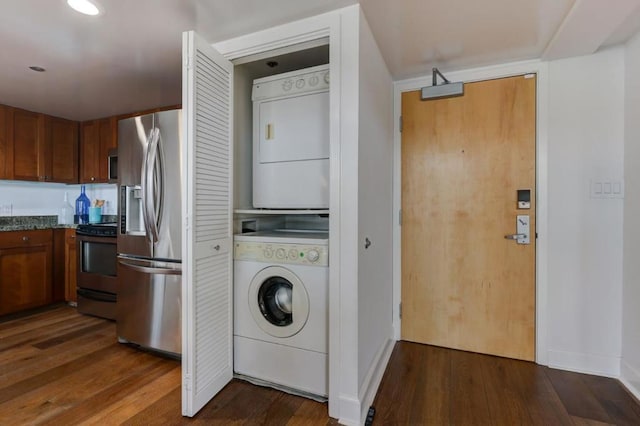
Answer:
[
  {"left": 143, "top": 128, "right": 160, "bottom": 243},
  {"left": 147, "top": 127, "right": 164, "bottom": 243},
  {"left": 140, "top": 128, "right": 156, "bottom": 242},
  {"left": 118, "top": 257, "right": 181, "bottom": 276}
]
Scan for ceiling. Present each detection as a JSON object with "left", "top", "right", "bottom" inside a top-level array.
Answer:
[{"left": 2, "top": 0, "right": 640, "bottom": 121}]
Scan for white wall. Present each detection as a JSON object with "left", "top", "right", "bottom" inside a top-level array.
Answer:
[
  {"left": 546, "top": 47, "right": 624, "bottom": 376},
  {"left": 0, "top": 181, "right": 118, "bottom": 218},
  {"left": 622, "top": 32, "right": 640, "bottom": 398},
  {"left": 232, "top": 65, "right": 254, "bottom": 210},
  {"left": 357, "top": 5, "right": 394, "bottom": 395}
]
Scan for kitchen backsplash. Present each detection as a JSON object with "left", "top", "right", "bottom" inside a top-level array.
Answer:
[{"left": 0, "top": 181, "right": 118, "bottom": 218}]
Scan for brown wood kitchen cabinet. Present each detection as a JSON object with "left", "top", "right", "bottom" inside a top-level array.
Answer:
[
  {"left": 0, "top": 105, "right": 8, "bottom": 179},
  {"left": 0, "top": 105, "right": 79, "bottom": 183},
  {"left": 45, "top": 116, "right": 79, "bottom": 183},
  {"left": 64, "top": 228, "right": 77, "bottom": 303},
  {"left": 52, "top": 228, "right": 77, "bottom": 304},
  {"left": 80, "top": 117, "right": 116, "bottom": 183},
  {"left": 6, "top": 107, "right": 45, "bottom": 181},
  {"left": 0, "top": 230, "right": 53, "bottom": 315}
]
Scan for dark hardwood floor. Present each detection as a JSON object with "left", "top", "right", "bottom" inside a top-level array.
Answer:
[
  {"left": 1, "top": 305, "right": 639, "bottom": 425},
  {"left": 373, "top": 342, "right": 640, "bottom": 425}
]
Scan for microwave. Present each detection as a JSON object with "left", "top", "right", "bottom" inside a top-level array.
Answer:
[{"left": 108, "top": 148, "right": 118, "bottom": 182}]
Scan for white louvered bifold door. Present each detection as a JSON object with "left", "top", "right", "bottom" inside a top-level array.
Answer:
[{"left": 181, "top": 30, "right": 233, "bottom": 417}]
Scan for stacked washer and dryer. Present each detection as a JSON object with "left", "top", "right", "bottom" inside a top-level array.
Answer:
[{"left": 233, "top": 64, "right": 331, "bottom": 398}]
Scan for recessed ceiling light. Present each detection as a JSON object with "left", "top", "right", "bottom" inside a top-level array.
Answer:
[
  {"left": 29, "top": 66, "right": 46, "bottom": 72},
  {"left": 67, "top": 0, "right": 101, "bottom": 16}
]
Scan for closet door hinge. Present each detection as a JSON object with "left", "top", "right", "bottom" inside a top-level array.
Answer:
[
  {"left": 399, "top": 303, "right": 402, "bottom": 319},
  {"left": 399, "top": 209, "right": 402, "bottom": 226},
  {"left": 399, "top": 116, "right": 403, "bottom": 133}
]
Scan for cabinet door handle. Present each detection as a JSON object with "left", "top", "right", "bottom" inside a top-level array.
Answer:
[{"left": 22, "top": 236, "right": 29, "bottom": 242}]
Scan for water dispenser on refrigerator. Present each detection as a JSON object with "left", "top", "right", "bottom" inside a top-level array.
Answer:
[{"left": 120, "top": 185, "right": 145, "bottom": 236}]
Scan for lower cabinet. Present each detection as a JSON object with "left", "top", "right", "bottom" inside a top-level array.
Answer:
[
  {"left": 0, "top": 230, "right": 53, "bottom": 315},
  {"left": 53, "top": 228, "right": 77, "bottom": 304},
  {"left": 64, "top": 229, "right": 77, "bottom": 303}
]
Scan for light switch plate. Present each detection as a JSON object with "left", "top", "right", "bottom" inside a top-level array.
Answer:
[{"left": 590, "top": 179, "right": 624, "bottom": 199}]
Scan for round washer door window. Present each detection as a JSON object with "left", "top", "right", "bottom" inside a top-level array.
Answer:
[{"left": 248, "top": 266, "right": 310, "bottom": 338}]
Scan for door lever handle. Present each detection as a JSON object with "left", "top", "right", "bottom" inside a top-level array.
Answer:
[{"left": 504, "top": 233, "right": 527, "bottom": 240}]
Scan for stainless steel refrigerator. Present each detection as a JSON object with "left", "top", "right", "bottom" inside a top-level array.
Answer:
[{"left": 116, "top": 109, "right": 182, "bottom": 356}]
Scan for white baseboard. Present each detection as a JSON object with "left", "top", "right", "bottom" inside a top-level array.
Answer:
[
  {"left": 358, "top": 338, "right": 395, "bottom": 424},
  {"left": 547, "top": 349, "right": 620, "bottom": 377},
  {"left": 621, "top": 360, "right": 640, "bottom": 401},
  {"left": 338, "top": 338, "right": 395, "bottom": 426},
  {"left": 338, "top": 394, "right": 361, "bottom": 426}
]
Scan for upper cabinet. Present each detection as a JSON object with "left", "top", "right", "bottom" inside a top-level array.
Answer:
[
  {"left": 0, "top": 104, "right": 79, "bottom": 183},
  {"left": 45, "top": 116, "right": 79, "bottom": 183},
  {"left": 80, "top": 117, "right": 116, "bottom": 183},
  {"left": 0, "top": 104, "right": 172, "bottom": 184},
  {"left": 0, "top": 105, "right": 7, "bottom": 179},
  {"left": 8, "top": 107, "right": 45, "bottom": 181}
]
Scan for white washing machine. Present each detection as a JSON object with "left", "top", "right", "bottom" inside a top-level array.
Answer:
[
  {"left": 233, "top": 230, "right": 329, "bottom": 397},
  {"left": 252, "top": 64, "right": 330, "bottom": 209}
]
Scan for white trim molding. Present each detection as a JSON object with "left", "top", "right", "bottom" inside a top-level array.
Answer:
[
  {"left": 621, "top": 360, "right": 640, "bottom": 401},
  {"left": 547, "top": 350, "right": 621, "bottom": 378},
  {"left": 358, "top": 339, "right": 395, "bottom": 424},
  {"left": 392, "top": 59, "right": 550, "bottom": 365},
  {"left": 336, "top": 339, "right": 394, "bottom": 426}
]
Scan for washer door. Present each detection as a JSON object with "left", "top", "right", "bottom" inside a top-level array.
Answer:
[{"left": 248, "top": 266, "right": 310, "bottom": 338}]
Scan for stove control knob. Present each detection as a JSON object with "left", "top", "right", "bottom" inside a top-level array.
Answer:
[
  {"left": 289, "top": 249, "right": 298, "bottom": 260},
  {"left": 307, "top": 249, "right": 320, "bottom": 263},
  {"left": 264, "top": 247, "right": 274, "bottom": 258},
  {"left": 276, "top": 248, "right": 286, "bottom": 259}
]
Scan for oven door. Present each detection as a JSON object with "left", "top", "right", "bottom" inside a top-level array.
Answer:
[{"left": 77, "top": 234, "right": 118, "bottom": 293}]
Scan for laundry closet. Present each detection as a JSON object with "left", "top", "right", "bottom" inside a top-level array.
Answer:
[
  {"left": 182, "top": 6, "right": 394, "bottom": 425},
  {"left": 230, "top": 43, "right": 331, "bottom": 399}
]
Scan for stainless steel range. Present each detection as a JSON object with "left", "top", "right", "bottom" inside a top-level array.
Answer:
[{"left": 76, "top": 223, "right": 117, "bottom": 320}]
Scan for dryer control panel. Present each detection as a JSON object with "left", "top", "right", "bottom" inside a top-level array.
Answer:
[
  {"left": 234, "top": 241, "right": 328, "bottom": 267},
  {"left": 252, "top": 64, "right": 329, "bottom": 101}
]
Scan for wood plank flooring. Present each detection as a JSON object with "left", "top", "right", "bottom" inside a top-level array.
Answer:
[
  {"left": 372, "top": 342, "right": 640, "bottom": 425},
  {"left": 1, "top": 305, "right": 639, "bottom": 425},
  {"left": 0, "top": 305, "right": 334, "bottom": 425}
]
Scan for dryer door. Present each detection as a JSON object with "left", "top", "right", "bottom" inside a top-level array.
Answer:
[
  {"left": 248, "top": 266, "right": 310, "bottom": 338},
  {"left": 257, "top": 92, "right": 329, "bottom": 164}
]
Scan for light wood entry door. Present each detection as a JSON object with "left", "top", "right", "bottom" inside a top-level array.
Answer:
[{"left": 401, "top": 75, "right": 536, "bottom": 361}]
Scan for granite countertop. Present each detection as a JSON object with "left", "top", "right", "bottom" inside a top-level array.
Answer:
[{"left": 0, "top": 215, "right": 117, "bottom": 232}]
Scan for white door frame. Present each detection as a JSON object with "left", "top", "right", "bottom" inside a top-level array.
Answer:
[{"left": 392, "top": 59, "right": 550, "bottom": 365}]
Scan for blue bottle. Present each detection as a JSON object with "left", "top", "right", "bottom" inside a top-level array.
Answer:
[{"left": 75, "top": 185, "right": 90, "bottom": 224}]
